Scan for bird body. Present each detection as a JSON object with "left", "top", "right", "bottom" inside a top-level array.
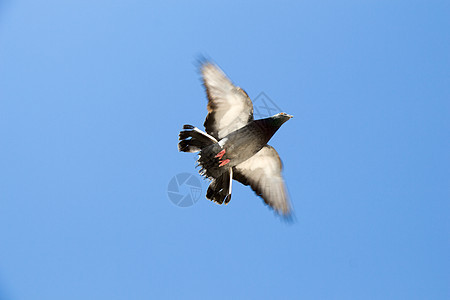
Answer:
[
  {"left": 197, "top": 114, "right": 291, "bottom": 179},
  {"left": 178, "top": 61, "right": 293, "bottom": 217}
]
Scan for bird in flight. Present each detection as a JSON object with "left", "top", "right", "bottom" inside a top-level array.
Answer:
[{"left": 178, "top": 61, "right": 293, "bottom": 217}]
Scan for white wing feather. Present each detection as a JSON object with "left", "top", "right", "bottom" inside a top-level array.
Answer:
[
  {"left": 202, "top": 63, "right": 253, "bottom": 139},
  {"left": 233, "top": 145, "right": 291, "bottom": 216}
]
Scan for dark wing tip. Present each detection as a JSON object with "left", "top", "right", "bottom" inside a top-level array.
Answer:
[
  {"left": 194, "top": 54, "right": 214, "bottom": 73},
  {"left": 279, "top": 211, "right": 296, "bottom": 224}
]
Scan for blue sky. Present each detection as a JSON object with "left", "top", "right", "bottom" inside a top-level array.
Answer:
[{"left": 0, "top": 1, "right": 449, "bottom": 299}]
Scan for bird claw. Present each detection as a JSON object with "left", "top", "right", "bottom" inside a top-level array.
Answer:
[
  {"left": 215, "top": 149, "right": 226, "bottom": 159},
  {"left": 218, "top": 159, "right": 230, "bottom": 167}
]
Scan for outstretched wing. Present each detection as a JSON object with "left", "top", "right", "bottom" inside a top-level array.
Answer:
[
  {"left": 201, "top": 62, "right": 253, "bottom": 140},
  {"left": 233, "top": 145, "right": 292, "bottom": 216}
]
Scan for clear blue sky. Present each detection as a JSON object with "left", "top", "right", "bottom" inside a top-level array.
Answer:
[{"left": 0, "top": 1, "right": 448, "bottom": 299}]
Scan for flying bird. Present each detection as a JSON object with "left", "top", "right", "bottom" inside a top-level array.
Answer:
[{"left": 178, "top": 61, "right": 293, "bottom": 217}]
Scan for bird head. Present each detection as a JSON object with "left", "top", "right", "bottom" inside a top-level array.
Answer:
[
  {"left": 263, "top": 112, "right": 293, "bottom": 129},
  {"left": 273, "top": 112, "right": 293, "bottom": 123}
]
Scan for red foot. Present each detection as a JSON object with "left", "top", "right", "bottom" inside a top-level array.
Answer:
[
  {"left": 215, "top": 149, "right": 226, "bottom": 159},
  {"left": 219, "top": 159, "right": 230, "bottom": 167}
]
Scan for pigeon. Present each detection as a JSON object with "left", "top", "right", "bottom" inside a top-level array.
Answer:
[{"left": 178, "top": 61, "right": 293, "bottom": 217}]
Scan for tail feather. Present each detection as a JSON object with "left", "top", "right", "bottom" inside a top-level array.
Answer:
[
  {"left": 178, "top": 125, "right": 217, "bottom": 153},
  {"left": 178, "top": 124, "right": 233, "bottom": 205},
  {"left": 206, "top": 169, "right": 233, "bottom": 205}
]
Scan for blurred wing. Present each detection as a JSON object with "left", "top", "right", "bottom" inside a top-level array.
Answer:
[
  {"left": 201, "top": 62, "right": 253, "bottom": 140},
  {"left": 233, "top": 145, "right": 292, "bottom": 216}
]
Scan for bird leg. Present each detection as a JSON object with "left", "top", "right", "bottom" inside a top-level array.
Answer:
[
  {"left": 215, "top": 149, "right": 226, "bottom": 159},
  {"left": 218, "top": 159, "right": 230, "bottom": 167}
]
